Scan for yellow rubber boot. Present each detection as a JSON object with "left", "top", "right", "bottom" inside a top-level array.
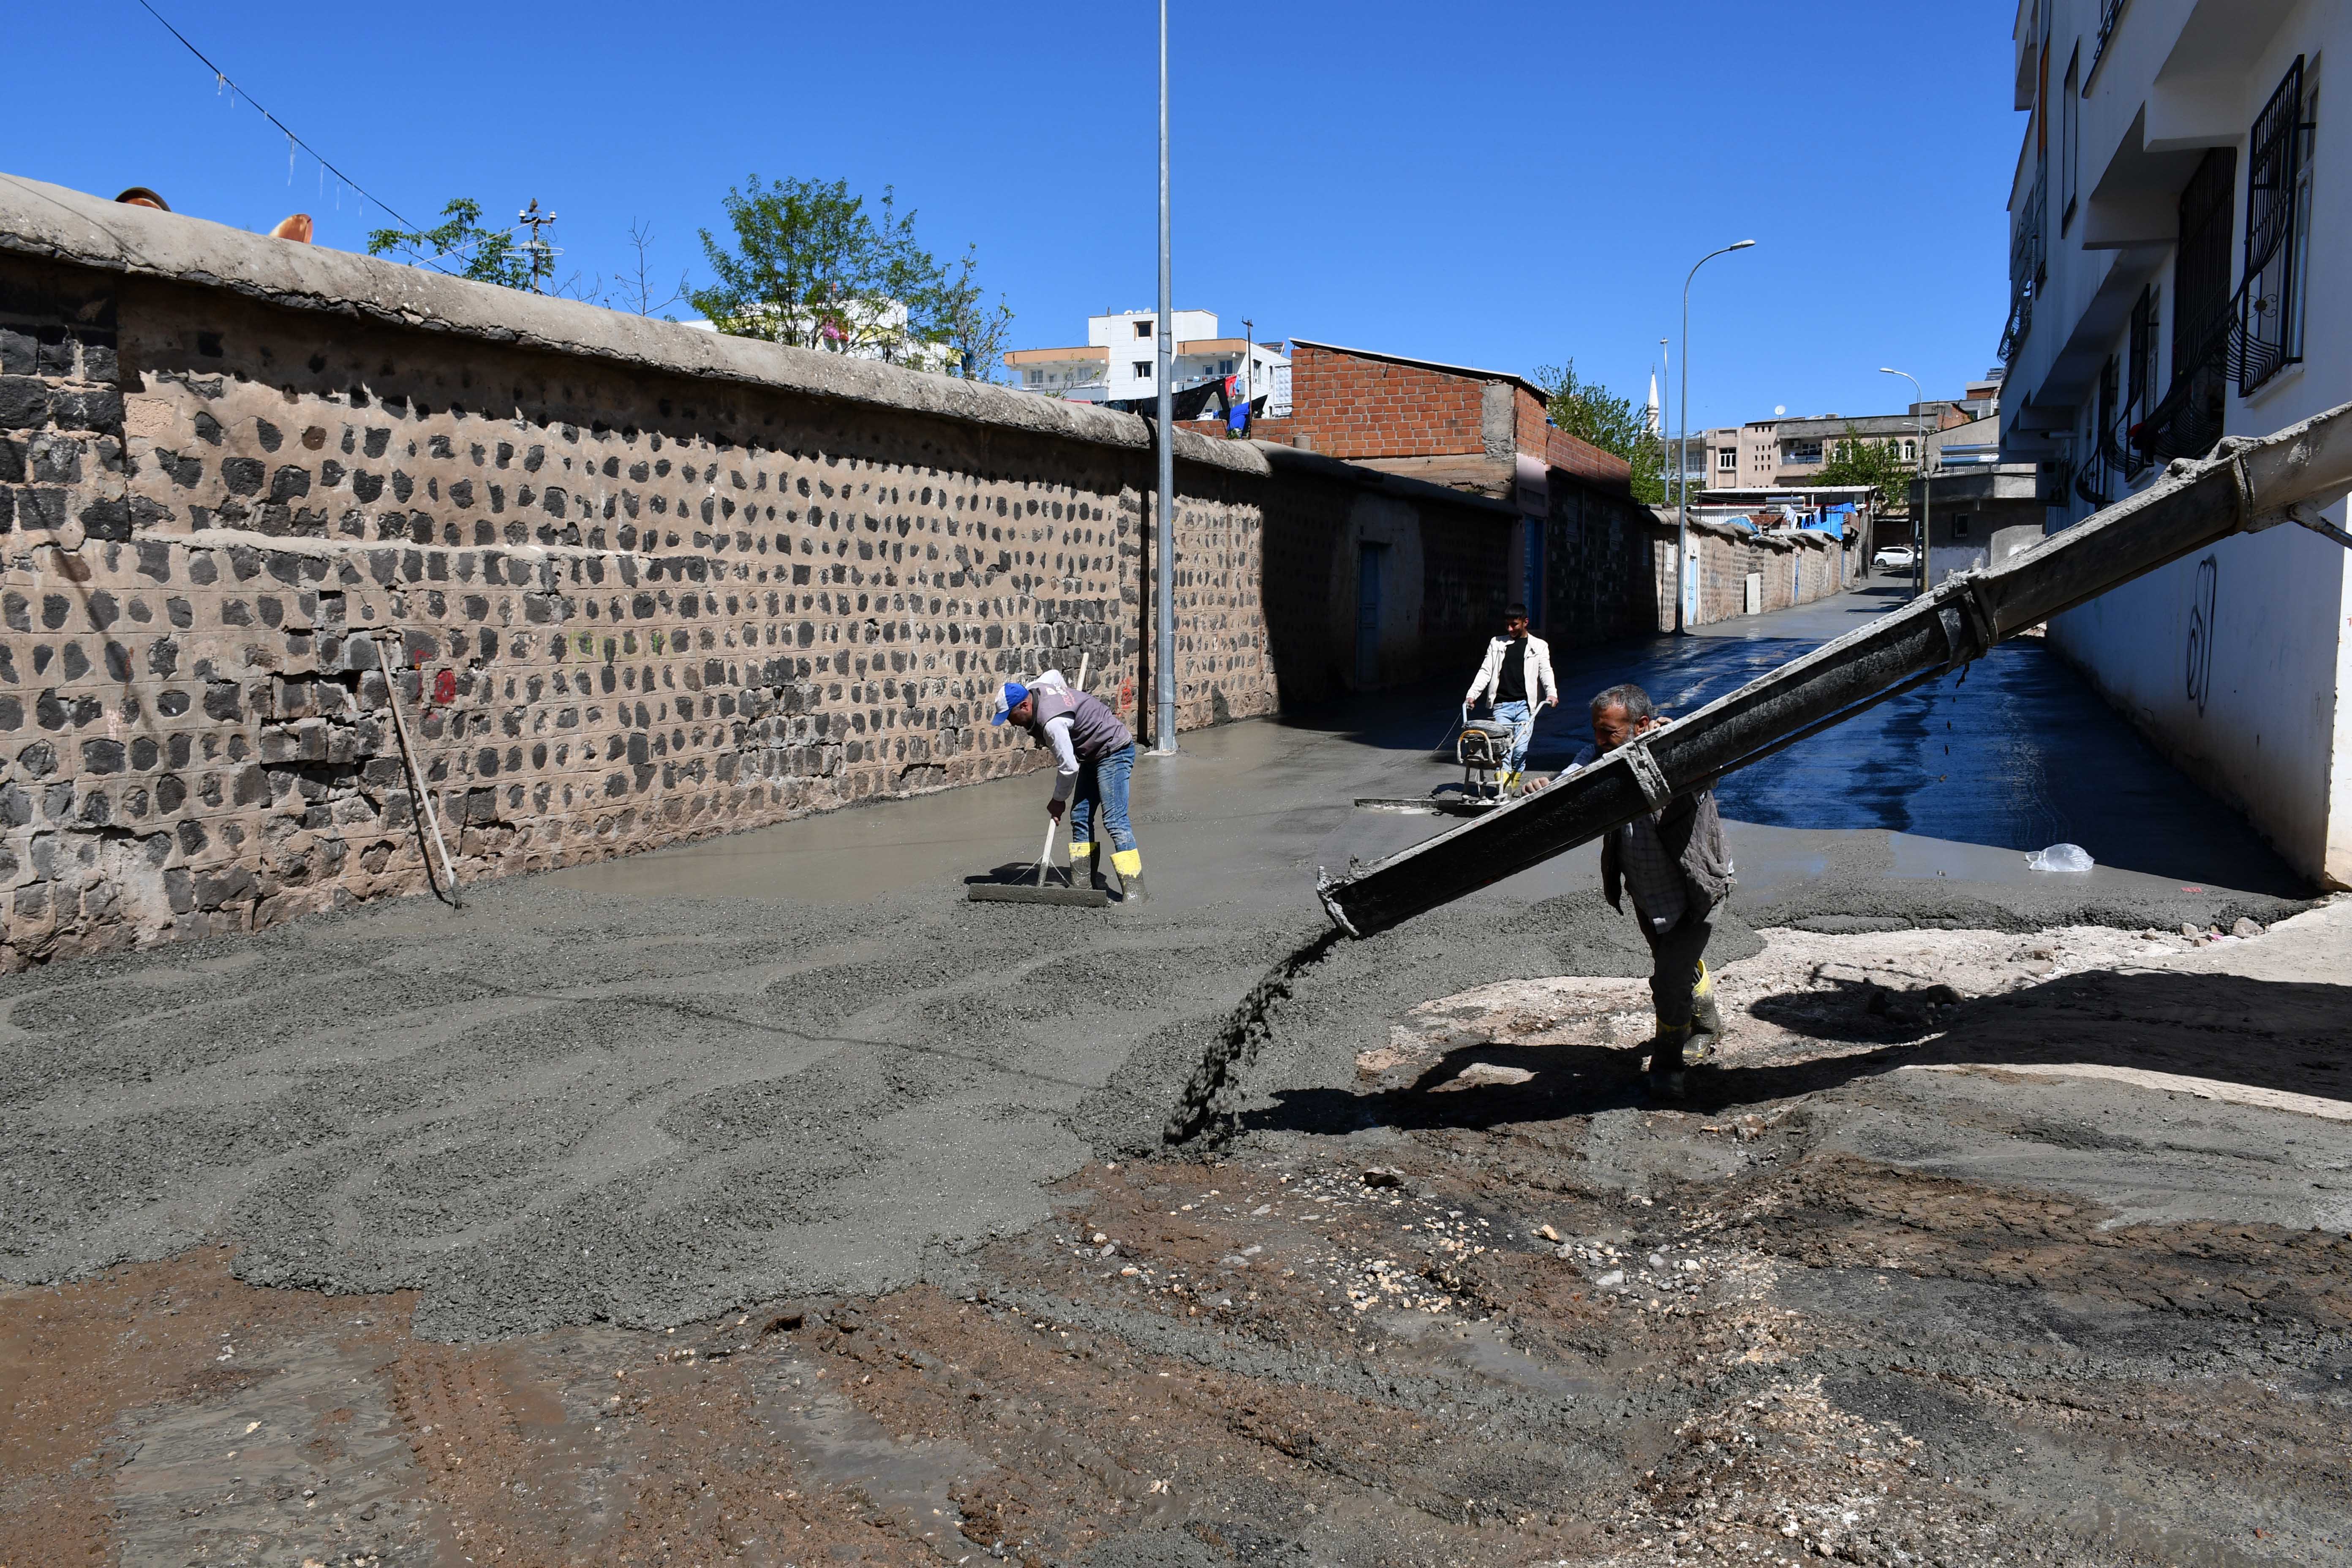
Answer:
[
  {"left": 1111, "top": 848, "right": 1147, "bottom": 905},
  {"left": 1068, "top": 839, "right": 1100, "bottom": 891},
  {"left": 1691, "top": 959, "right": 1724, "bottom": 1045}
]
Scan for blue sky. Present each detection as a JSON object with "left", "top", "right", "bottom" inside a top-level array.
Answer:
[{"left": 32, "top": 1, "right": 2017, "bottom": 430}]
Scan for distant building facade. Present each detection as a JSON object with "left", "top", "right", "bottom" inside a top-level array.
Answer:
[
  {"left": 1004, "top": 311, "right": 1288, "bottom": 408},
  {"left": 1998, "top": 0, "right": 2351, "bottom": 885}
]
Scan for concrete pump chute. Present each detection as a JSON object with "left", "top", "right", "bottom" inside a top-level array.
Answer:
[{"left": 1317, "top": 402, "right": 2352, "bottom": 940}]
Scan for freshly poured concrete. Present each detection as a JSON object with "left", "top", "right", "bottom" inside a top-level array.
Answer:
[{"left": 0, "top": 587, "right": 2317, "bottom": 1339}]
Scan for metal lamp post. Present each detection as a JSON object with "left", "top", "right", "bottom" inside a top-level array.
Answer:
[
  {"left": 1881, "top": 367, "right": 1927, "bottom": 596},
  {"left": 1152, "top": 0, "right": 1176, "bottom": 754},
  {"left": 1677, "top": 240, "right": 1756, "bottom": 633},
  {"left": 1658, "top": 336, "right": 1671, "bottom": 509},
  {"left": 1242, "top": 316, "right": 1254, "bottom": 413}
]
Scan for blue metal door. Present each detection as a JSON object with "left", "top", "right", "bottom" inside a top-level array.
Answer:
[{"left": 1356, "top": 542, "right": 1386, "bottom": 687}]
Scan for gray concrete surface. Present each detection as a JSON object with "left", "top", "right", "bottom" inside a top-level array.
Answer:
[{"left": 0, "top": 587, "right": 2319, "bottom": 1340}]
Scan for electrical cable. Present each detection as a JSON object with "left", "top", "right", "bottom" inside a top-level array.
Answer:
[{"left": 127, "top": 0, "right": 424, "bottom": 240}]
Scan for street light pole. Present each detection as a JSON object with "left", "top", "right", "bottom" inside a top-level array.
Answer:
[
  {"left": 1881, "top": 367, "right": 1927, "bottom": 597},
  {"left": 1677, "top": 240, "right": 1757, "bottom": 634},
  {"left": 1153, "top": 0, "right": 1176, "bottom": 753},
  {"left": 1658, "top": 337, "right": 1671, "bottom": 511},
  {"left": 1242, "top": 316, "right": 1254, "bottom": 413}
]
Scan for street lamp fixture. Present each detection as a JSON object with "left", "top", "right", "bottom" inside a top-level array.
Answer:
[
  {"left": 1677, "top": 240, "right": 1758, "bottom": 634},
  {"left": 1880, "top": 367, "right": 1927, "bottom": 597}
]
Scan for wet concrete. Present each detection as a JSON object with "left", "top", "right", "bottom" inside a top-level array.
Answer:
[{"left": 0, "top": 583, "right": 2317, "bottom": 1351}]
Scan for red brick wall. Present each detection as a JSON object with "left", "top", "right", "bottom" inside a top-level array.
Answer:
[
  {"left": 1278, "top": 345, "right": 1487, "bottom": 459},
  {"left": 1251, "top": 346, "right": 1631, "bottom": 495}
]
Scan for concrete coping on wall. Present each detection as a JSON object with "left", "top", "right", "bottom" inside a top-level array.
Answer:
[
  {"left": 0, "top": 171, "right": 1269, "bottom": 480},
  {"left": 1724, "top": 523, "right": 1840, "bottom": 552},
  {"left": 1647, "top": 511, "right": 1844, "bottom": 549}
]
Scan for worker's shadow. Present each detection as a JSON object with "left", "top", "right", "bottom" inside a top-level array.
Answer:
[{"left": 1237, "top": 969, "right": 2352, "bottom": 1136}]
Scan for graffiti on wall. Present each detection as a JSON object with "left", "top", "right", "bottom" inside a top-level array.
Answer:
[{"left": 2185, "top": 553, "right": 2219, "bottom": 714}]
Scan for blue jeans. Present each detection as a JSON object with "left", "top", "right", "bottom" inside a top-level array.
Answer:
[
  {"left": 1493, "top": 700, "right": 1535, "bottom": 772},
  {"left": 1069, "top": 743, "right": 1137, "bottom": 853}
]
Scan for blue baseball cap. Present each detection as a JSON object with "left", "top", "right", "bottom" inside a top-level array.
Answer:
[{"left": 991, "top": 680, "right": 1030, "bottom": 724}]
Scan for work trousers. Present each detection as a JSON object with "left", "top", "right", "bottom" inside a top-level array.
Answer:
[
  {"left": 1493, "top": 700, "right": 1535, "bottom": 773},
  {"left": 1639, "top": 903, "right": 1715, "bottom": 1035},
  {"left": 1068, "top": 742, "right": 1138, "bottom": 855}
]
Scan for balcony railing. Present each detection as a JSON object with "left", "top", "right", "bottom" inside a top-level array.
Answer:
[
  {"left": 2134, "top": 60, "right": 2308, "bottom": 466},
  {"left": 2090, "top": 0, "right": 2129, "bottom": 76},
  {"left": 1998, "top": 167, "right": 2047, "bottom": 368}
]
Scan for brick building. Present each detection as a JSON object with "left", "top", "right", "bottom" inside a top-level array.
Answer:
[{"left": 1220, "top": 339, "right": 1654, "bottom": 646}]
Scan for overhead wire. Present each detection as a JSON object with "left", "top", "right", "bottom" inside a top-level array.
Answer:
[
  {"left": 126, "top": 0, "right": 431, "bottom": 250},
  {"left": 128, "top": 3, "right": 568, "bottom": 286}
]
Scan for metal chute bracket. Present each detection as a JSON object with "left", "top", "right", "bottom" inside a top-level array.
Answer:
[
  {"left": 2235, "top": 435, "right": 2352, "bottom": 546},
  {"left": 1619, "top": 739, "right": 1673, "bottom": 811}
]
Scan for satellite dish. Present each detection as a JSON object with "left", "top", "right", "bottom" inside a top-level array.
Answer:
[{"left": 1773, "top": 404, "right": 1786, "bottom": 416}]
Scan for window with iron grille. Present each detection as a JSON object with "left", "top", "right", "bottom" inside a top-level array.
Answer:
[
  {"left": 2061, "top": 46, "right": 2081, "bottom": 232},
  {"left": 2091, "top": 353, "right": 2119, "bottom": 501},
  {"left": 2091, "top": 0, "right": 2128, "bottom": 74},
  {"left": 2243, "top": 58, "right": 2313, "bottom": 393},
  {"left": 2125, "top": 287, "right": 2159, "bottom": 478}
]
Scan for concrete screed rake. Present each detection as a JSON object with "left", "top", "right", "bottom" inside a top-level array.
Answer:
[{"left": 1317, "top": 400, "right": 2352, "bottom": 940}]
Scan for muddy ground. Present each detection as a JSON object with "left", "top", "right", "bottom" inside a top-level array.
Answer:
[{"left": 9, "top": 904, "right": 2350, "bottom": 1568}]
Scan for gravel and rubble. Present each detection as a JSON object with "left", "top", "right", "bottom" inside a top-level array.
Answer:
[{"left": 8, "top": 905, "right": 2351, "bottom": 1566}]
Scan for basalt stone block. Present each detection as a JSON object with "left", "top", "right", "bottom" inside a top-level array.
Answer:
[
  {"left": 17, "top": 488, "right": 65, "bottom": 531},
  {"left": 0, "top": 377, "right": 48, "bottom": 428},
  {"left": 52, "top": 388, "right": 122, "bottom": 431},
  {"left": 193, "top": 865, "right": 256, "bottom": 909}
]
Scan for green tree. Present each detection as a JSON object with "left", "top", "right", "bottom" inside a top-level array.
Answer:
[
  {"left": 938, "top": 246, "right": 1015, "bottom": 383},
  {"left": 1813, "top": 425, "right": 1919, "bottom": 513},
  {"left": 367, "top": 198, "right": 540, "bottom": 291},
  {"left": 693, "top": 175, "right": 986, "bottom": 369},
  {"left": 1531, "top": 361, "right": 1673, "bottom": 506}
]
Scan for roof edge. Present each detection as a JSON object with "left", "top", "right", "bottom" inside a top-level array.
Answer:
[{"left": 1286, "top": 336, "right": 1550, "bottom": 402}]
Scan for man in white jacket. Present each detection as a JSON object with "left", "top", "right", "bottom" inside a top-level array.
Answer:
[{"left": 1462, "top": 603, "right": 1557, "bottom": 791}]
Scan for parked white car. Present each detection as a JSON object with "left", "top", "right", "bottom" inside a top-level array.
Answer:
[{"left": 1873, "top": 544, "right": 1917, "bottom": 573}]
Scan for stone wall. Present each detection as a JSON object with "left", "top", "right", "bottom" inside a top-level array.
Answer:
[
  {"left": 0, "top": 175, "right": 1512, "bottom": 965},
  {"left": 1538, "top": 482, "right": 1666, "bottom": 647},
  {"left": 1644, "top": 518, "right": 1852, "bottom": 631}
]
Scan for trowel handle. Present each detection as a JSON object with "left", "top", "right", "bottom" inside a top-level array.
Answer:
[
  {"left": 1077, "top": 652, "right": 1091, "bottom": 691},
  {"left": 1036, "top": 817, "right": 1058, "bottom": 887}
]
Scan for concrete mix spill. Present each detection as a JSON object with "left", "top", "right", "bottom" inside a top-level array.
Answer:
[
  {"left": 7, "top": 695, "right": 2351, "bottom": 1567},
  {"left": 0, "top": 711, "right": 2308, "bottom": 1340}
]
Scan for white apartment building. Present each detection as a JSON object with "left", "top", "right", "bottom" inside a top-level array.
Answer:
[
  {"left": 2001, "top": 0, "right": 2350, "bottom": 885},
  {"left": 1004, "top": 311, "right": 1290, "bottom": 408}
]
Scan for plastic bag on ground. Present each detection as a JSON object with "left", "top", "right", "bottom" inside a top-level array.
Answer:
[{"left": 2025, "top": 843, "right": 2094, "bottom": 873}]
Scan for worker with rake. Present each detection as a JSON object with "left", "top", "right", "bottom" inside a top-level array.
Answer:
[
  {"left": 1462, "top": 603, "right": 1557, "bottom": 794},
  {"left": 994, "top": 671, "right": 1148, "bottom": 904}
]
